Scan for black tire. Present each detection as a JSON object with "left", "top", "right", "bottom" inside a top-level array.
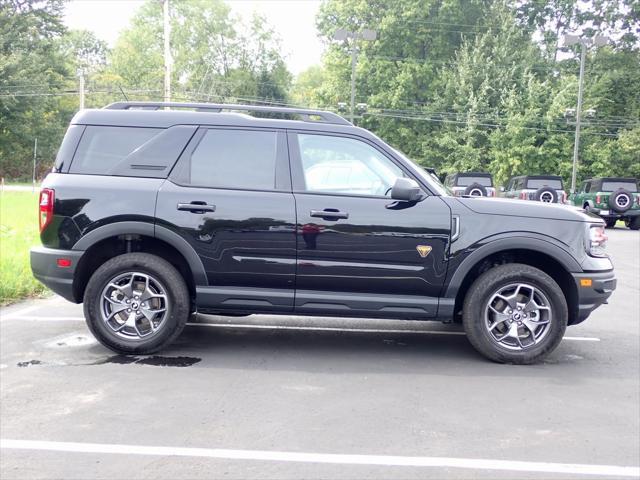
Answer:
[
  {"left": 462, "top": 263, "right": 567, "bottom": 364},
  {"left": 464, "top": 183, "right": 487, "bottom": 197},
  {"left": 604, "top": 218, "right": 617, "bottom": 229},
  {"left": 533, "top": 187, "right": 558, "bottom": 203},
  {"left": 83, "top": 253, "right": 190, "bottom": 354},
  {"left": 608, "top": 189, "right": 633, "bottom": 213},
  {"left": 627, "top": 217, "right": 640, "bottom": 230}
]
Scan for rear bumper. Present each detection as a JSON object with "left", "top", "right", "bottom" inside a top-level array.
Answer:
[
  {"left": 571, "top": 270, "right": 617, "bottom": 324},
  {"left": 593, "top": 208, "right": 640, "bottom": 218},
  {"left": 30, "top": 247, "right": 84, "bottom": 303}
]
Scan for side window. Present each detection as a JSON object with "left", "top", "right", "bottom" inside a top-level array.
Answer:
[
  {"left": 296, "top": 134, "right": 404, "bottom": 196},
  {"left": 70, "top": 126, "right": 162, "bottom": 174},
  {"left": 177, "top": 129, "right": 278, "bottom": 190},
  {"left": 583, "top": 182, "right": 590, "bottom": 193}
]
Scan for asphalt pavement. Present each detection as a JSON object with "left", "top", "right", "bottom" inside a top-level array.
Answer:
[{"left": 1, "top": 228, "right": 638, "bottom": 479}]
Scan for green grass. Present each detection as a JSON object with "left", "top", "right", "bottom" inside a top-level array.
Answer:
[{"left": 0, "top": 191, "right": 48, "bottom": 304}]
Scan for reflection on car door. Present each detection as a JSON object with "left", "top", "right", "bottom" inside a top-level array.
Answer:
[{"left": 156, "top": 127, "right": 297, "bottom": 312}]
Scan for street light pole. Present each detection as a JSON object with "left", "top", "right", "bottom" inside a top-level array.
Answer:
[
  {"left": 349, "top": 46, "right": 358, "bottom": 123},
  {"left": 563, "top": 33, "right": 610, "bottom": 193},
  {"left": 333, "top": 28, "right": 376, "bottom": 124},
  {"left": 570, "top": 42, "right": 586, "bottom": 195},
  {"left": 163, "top": 0, "right": 171, "bottom": 104}
]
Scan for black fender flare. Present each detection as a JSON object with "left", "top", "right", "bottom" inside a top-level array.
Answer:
[
  {"left": 444, "top": 236, "right": 581, "bottom": 298},
  {"left": 72, "top": 221, "right": 208, "bottom": 286}
]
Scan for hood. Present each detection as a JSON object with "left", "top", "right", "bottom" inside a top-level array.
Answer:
[{"left": 454, "top": 196, "right": 600, "bottom": 222}]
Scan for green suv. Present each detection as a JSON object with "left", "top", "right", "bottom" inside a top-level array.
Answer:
[{"left": 570, "top": 177, "right": 640, "bottom": 230}]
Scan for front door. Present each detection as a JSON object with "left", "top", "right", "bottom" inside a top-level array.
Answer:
[
  {"left": 156, "top": 127, "right": 296, "bottom": 312},
  {"left": 288, "top": 131, "right": 451, "bottom": 319}
]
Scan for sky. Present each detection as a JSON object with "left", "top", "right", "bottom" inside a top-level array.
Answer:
[{"left": 63, "top": 0, "right": 325, "bottom": 75}]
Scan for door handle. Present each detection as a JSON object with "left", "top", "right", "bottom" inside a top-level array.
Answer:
[
  {"left": 177, "top": 201, "right": 216, "bottom": 213},
  {"left": 310, "top": 209, "right": 349, "bottom": 220}
]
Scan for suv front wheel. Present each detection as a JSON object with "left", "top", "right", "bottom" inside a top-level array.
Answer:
[
  {"left": 462, "top": 263, "right": 567, "bottom": 364},
  {"left": 84, "top": 253, "right": 190, "bottom": 354}
]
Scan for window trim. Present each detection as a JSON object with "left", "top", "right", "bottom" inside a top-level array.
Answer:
[
  {"left": 168, "top": 126, "right": 291, "bottom": 192},
  {"left": 287, "top": 130, "right": 426, "bottom": 200}
]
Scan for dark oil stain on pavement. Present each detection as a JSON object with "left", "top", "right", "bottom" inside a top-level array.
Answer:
[
  {"left": 17, "top": 360, "right": 43, "bottom": 367},
  {"left": 93, "top": 355, "right": 201, "bottom": 367}
]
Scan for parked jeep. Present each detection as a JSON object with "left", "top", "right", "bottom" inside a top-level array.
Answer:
[
  {"left": 504, "top": 175, "right": 567, "bottom": 203},
  {"left": 444, "top": 172, "right": 496, "bottom": 197},
  {"left": 570, "top": 177, "right": 640, "bottom": 230},
  {"left": 31, "top": 102, "right": 616, "bottom": 364}
]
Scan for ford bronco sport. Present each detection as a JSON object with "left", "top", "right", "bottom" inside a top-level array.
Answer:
[
  {"left": 570, "top": 177, "right": 640, "bottom": 230},
  {"left": 444, "top": 172, "right": 496, "bottom": 197},
  {"left": 31, "top": 102, "right": 616, "bottom": 364},
  {"left": 504, "top": 175, "right": 568, "bottom": 204}
]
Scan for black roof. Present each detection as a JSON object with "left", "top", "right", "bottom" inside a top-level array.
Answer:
[
  {"left": 72, "top": 102, "right": 363, "bottom": 137},
  {"left": 508, "top": 174, "right": 563, "bottom": 181},
  {"left": 583, "top": 177, "right": 638, "bottom": 183},
  {"left": 450, "top": 171, "right": 493, "bottom": 178}
]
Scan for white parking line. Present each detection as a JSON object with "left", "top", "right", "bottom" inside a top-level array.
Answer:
[
  {"left": 1, "top": 315, "right": 602, "bottom": 341},
  {"left": 1, "top": 439, "right": 637, "bottom": 477}
]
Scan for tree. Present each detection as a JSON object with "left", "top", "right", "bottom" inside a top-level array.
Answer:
[{"left": 0, "top": 0, "right": 72, "bottom": 180}]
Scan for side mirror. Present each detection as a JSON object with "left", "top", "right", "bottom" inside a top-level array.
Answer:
[{"left": 391, "top": 177, "right": 423, "bottom": 202}]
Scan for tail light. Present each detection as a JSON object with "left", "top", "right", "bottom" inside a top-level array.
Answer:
[
  {"left": 561, "top": 192, "right": 567, "bottom": 204},
  {"left": 596, "top": 195, "right": 601, "bottom": 205},
  {"left": 39, "top": 188, "right": 55, "bottom": 233},
  {"left": 520, "top": 192, "right": 526, "bottom": 200},
  {"left": 489, "top": 189, "right": 495, "bottom": 197}
]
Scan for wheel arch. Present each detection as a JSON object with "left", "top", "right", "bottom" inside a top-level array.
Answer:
[
  {"left": 445, "top": 239, "right": 581, "bottom": 326},
  {"left": 71, "top": 221, "right": 207, "bottom": 303}
]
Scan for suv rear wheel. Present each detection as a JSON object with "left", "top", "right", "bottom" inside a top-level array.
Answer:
[
  {"left": 84, "top": 253, "right": 190, "bottom": 354},
  {"left": 462, "top": 263, "right": 567, "bottom": 364}
]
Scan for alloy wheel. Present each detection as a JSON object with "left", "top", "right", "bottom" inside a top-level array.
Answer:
[
  {"left": 484, "top": 283, "right": 552, "bottom": 350},
  {"left": 100, "top": 272, "right": 170, "bottom": 340}
]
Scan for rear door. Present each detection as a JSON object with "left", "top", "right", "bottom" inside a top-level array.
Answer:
[
  {"left": 156, "top": 127, "right": 297, "bottom": 312},
  {"left": 288, "top": 131, "right": 451, "bottom": 319}
]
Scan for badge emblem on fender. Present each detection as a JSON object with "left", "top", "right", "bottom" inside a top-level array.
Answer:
[{"left": 416, "top": 245, "right": 432, "bottom": 258}]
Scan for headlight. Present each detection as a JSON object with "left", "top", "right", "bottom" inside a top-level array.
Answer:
[{"left": 586, "top": 224, "right": 608, "bottom": 257}]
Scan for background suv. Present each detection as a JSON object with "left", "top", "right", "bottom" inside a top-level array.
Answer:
[
  {"left": 31, "top": 102, "right": 615, "bottom": 364},
  {"left": 504, "top": 175, "right": 567, "bottom": 203},
  {"left": 571, "top": 177, "right": 640, "bottom": 230},
  {"left": 444, "top": 172, "right": 496, "bottom": 197}
]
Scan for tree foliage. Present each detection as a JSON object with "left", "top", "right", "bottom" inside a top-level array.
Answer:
[{"left": 0, "top": 0, "right": 638, "bottom": 184}]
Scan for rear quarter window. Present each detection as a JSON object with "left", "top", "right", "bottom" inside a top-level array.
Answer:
[
  {"left": 602, "top": 181, "right": 638, "bottom": 192},
  {"left": 526, "top": 178, "right": 563, "bottom": 189},
  {"left": 69, "top": 126, "right": 162, "bottom": 175}
]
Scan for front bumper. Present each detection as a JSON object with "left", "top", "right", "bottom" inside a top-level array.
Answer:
[
  {"left": 30, "top": 247, "right": 84, "bottom": 303},
  {"left": 571, "top": 269, "right": 617, "bottom": 324}
]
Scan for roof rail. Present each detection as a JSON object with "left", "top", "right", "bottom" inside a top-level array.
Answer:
[{"left": 104, "top": 101, "right": 351, "bottom": 126}]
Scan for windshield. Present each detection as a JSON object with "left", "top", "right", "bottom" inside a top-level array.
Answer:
[
  {"left": 526, "top": 178, "right": 563, "bottom": 189},
  {"left": 602, "top": 181, "right": 638, "bottom": 192},
  {"left": 457, "top": 176, "right": 493, "bottom": 187}
]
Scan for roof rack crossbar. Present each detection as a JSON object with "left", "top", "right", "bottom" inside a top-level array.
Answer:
[{"left": 104, "top": 102, "right": 351, "bottom": 126}]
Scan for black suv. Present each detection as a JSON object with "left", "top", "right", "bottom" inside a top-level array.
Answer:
[
  {"left": 31, "top": 102, "right": 616, "bottom": 364},
  {"left": 444, "top": 172, "right": 496, "bottom": 197}
]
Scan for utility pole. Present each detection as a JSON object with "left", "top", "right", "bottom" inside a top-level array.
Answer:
[
  {"left": 77, "top": 69, "right": 85, "bottom": 110},
  {"left": 32, "top": 137, "right": 37, "bottom": 193},
  {"left": 562, "top": 33, "right": 610, "bottom": 193},
  {"left": 333, "top": 28, "right": 377, "bottom": 123},
  {"left": 163, "top": 0, "right": 171, "bottom": 104}
]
